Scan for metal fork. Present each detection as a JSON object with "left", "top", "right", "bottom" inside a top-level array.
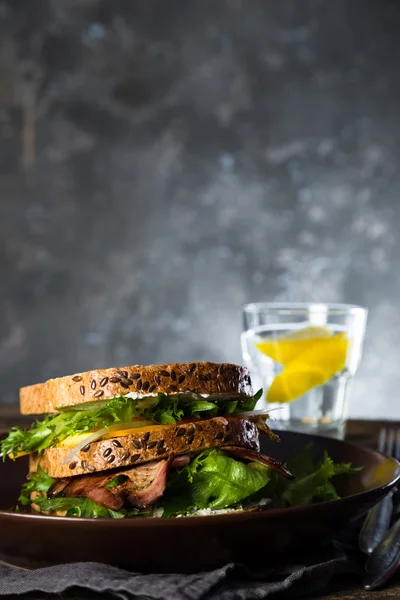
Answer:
[{"left": 358, "top": 427, "right": 400, "bottom": 590}]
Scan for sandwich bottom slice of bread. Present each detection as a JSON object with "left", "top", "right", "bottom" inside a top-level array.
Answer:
[{"left": 29, "top": 416, "right": 260, "bottom": 479}]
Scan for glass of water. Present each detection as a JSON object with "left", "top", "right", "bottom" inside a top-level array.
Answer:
[{"left": 241, "top": 303, "right": 367, "bottom": 439}]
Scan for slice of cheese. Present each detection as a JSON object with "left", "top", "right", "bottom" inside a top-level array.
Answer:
[{"left": 58, "top": 423, "right": 170, "bottom": 448}]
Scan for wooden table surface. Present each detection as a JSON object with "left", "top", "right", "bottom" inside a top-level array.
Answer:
[{"left": 2, "top": 412, "right": 400, "bottom": 599}]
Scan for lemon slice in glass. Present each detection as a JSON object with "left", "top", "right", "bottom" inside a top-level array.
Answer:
[
  {"left": 264, "top": 331, "right": 349, "bottom": 404},
  {"left": 267, "top": 366, "right": 326, "bottom": 404},
  {"left": 255, "top": 325, "right": 332, "bottom": 365}
]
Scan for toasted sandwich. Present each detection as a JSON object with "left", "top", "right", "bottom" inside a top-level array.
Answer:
[{"left": 1, "top": 362, "right": 293, "bottom": 518}]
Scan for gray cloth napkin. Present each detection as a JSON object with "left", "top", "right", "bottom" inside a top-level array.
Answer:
[{"left": 0, "top": 545, "right": 361, "bottom": 600}]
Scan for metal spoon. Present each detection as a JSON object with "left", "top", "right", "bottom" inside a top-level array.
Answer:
[
  {"left": 364, "top": 516, "right": 400, "bottom": 590},
  {"left": 359, "top": 493, "right": 393, "bottom": 554}
]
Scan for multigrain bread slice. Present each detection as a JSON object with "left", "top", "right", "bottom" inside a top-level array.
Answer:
[
  {"left": 29, "top": 416, "right": 259, "bottom": 478},
  {"left": 20, "top": 362, "right": 253, "bottom": 415}
]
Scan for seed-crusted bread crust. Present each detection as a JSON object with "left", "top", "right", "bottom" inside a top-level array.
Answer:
[
  {"left": 20, "top": 362, "right": 253, "bottom": 415},
  {"left": 29, "top": 416, "right": 259, "bottom": 478}
]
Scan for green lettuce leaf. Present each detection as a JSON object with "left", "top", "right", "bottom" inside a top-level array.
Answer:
[
  {"left": 18, "top": 466, "right": 55, "bottom": 506},
  {"left": 32, "top": 496, "right": 146, "bottom": 519},
  {"left": 1, "top": 390, "right": 262, "bottom": 460},
  {"left": 287, "top": 442, "right": 315, "bottom": 479},
  {"left": 160, "top": 449, "right": 270, "bottom": 515},
  {"left": 282, "top": 453, "right": 337, "bottom": 506},
  {"left": 254, "top": 444, "right": 362, "bottom": 508},
  {"left": 104, "top": 474, "right": 129, "bottom": 489},
  {"left": 313, "top": 481, "right": 340, "bottom": 502},
  {"left": 281, "top": 446, "right": 361, "bottom": 506},
  {"left": 34, "top": 496, "right": 126, "bottom": 518},
  {"left": 190, "top": 450, "right": 271, "bottom": 509},
  {"left": 186, "top": 401, "right": 219, "bottom": 417}
]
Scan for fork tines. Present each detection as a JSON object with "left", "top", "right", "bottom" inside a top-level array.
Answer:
[{"left": 378, "top": 427, "right": 400, "bottom": 460}]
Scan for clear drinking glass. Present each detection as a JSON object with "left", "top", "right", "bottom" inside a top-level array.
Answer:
[{"left": 241, "top": 303, "right": 367, "bottom": 439}]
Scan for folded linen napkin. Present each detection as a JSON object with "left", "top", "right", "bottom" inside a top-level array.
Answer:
[{"left": 0, "top": 541, "right": 362, "bottom": 600}]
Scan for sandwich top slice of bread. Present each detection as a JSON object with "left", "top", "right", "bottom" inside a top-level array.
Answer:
[{"left": 20, "top": 362, "right": 253, "bottom": 415}]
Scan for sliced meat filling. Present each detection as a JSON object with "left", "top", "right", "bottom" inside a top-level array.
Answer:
[
  {"left": 54, "top": 471, "right": 125, "bottom": 510},
  {"left": 51, "top": 458, "right": 172, "bottom": 510},
  {"left": 123, "top": 459, "right": 171, "bottom": 508},
  {"left": 221, "top": 446, "right": 294, "bottom": 479}
]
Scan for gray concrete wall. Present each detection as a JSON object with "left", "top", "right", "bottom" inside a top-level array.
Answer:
[{"left": 1, "top": 0, "right": 399, "bottom": 417}]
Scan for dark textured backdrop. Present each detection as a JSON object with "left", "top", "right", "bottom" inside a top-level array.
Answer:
[{"left": 1, "top": 0, "right": 399, "bottom": 417}]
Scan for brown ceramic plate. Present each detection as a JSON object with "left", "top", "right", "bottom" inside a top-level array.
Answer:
[{"left": 0, "top": 431, "right": 399, "bottom": 573}]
